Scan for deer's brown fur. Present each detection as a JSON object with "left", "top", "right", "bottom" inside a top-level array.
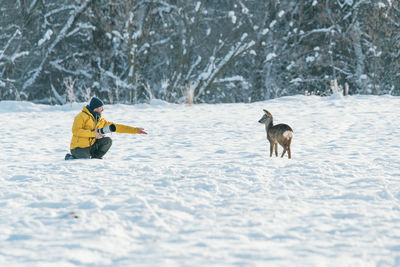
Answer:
[{"left": 258, "top": 109, "right": 293, "bottom": 159}]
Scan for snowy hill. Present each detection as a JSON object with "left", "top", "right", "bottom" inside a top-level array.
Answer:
[{"left": 1, "top": 95, "right": 400, "bottom": 266}]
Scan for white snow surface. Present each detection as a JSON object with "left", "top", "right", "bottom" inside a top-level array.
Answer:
[{"left": 1, "top": 95, "right": 400, "bottom": 266}]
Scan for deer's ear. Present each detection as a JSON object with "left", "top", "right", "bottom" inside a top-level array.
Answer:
[{"left": 263, "top": 109, "right": 272, "bottom": 117}]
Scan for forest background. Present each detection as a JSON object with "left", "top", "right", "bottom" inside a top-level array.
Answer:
[{"left": 1, "top": 0, "right": 399, "bottom": 104}]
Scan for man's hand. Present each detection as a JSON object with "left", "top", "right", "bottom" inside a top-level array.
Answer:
[
  {"left": 95, "top": 131, "right": 104, "bottom": 138},
  {"left": 137, "top": 128, "right": 148, "bottom": 134}
]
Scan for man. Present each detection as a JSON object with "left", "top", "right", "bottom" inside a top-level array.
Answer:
[{"left": 65, "top": 97, "right": 147, "bottom": 160}]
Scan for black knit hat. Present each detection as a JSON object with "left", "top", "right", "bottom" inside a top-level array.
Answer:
[{"left": 89, "top": 97, "right": 104, "bottom": 110}]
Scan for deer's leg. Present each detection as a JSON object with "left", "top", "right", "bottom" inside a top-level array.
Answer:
[
  {"left": 287, "top": 146, "right": 291, "bottom": 159},
  {"left": 281, "top": 147, "right": 287, "bottom": 158},
  {"left": 274, "top": 143, "right": 278, "bottom": 157},
  {"left": 269, "top": 142, "right": 274, "bottom": 157}
]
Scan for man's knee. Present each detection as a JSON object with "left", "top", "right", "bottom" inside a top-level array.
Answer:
[
  {"left": 102, "top": 137, "right": 112, "bottom": 148},
  {"left": 95, "top": 137, "right": 112, "bottom": 151},
  {"left": 104, "top": 137, "right": 112, "bottom": 145}
]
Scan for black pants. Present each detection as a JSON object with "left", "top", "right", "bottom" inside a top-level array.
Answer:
[{"left": 71, "top": 137, "right": 112, "bottom": 159}]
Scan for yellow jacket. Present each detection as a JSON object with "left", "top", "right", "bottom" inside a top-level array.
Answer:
[{"left": 70, "top": 106, "right": 138, "bottom": 149}]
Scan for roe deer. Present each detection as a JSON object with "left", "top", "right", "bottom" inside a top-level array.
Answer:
[{"left": 258, "top": 109, "right": 293, "bottom": 159}]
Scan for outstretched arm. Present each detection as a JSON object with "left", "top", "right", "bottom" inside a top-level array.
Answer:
[{"left": 114, "top": 123, "right": 147, "bottom": 134}]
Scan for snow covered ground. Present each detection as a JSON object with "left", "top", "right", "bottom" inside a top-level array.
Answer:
[{"left": 1, "top": 94, "right": 400, "bottom": 266}]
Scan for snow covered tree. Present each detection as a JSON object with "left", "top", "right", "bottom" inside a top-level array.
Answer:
[{"left": 0, "top": 0, "right": 399, "bottom": 103}]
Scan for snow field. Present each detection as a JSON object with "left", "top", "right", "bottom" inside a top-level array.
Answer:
[{"left": 0, "top": 95, "right": 400, "bottom": 266}]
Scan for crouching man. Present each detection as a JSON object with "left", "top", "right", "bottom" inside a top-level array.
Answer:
[{"left": 65, "top": 97, "right": 147, "bottom": 160}]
